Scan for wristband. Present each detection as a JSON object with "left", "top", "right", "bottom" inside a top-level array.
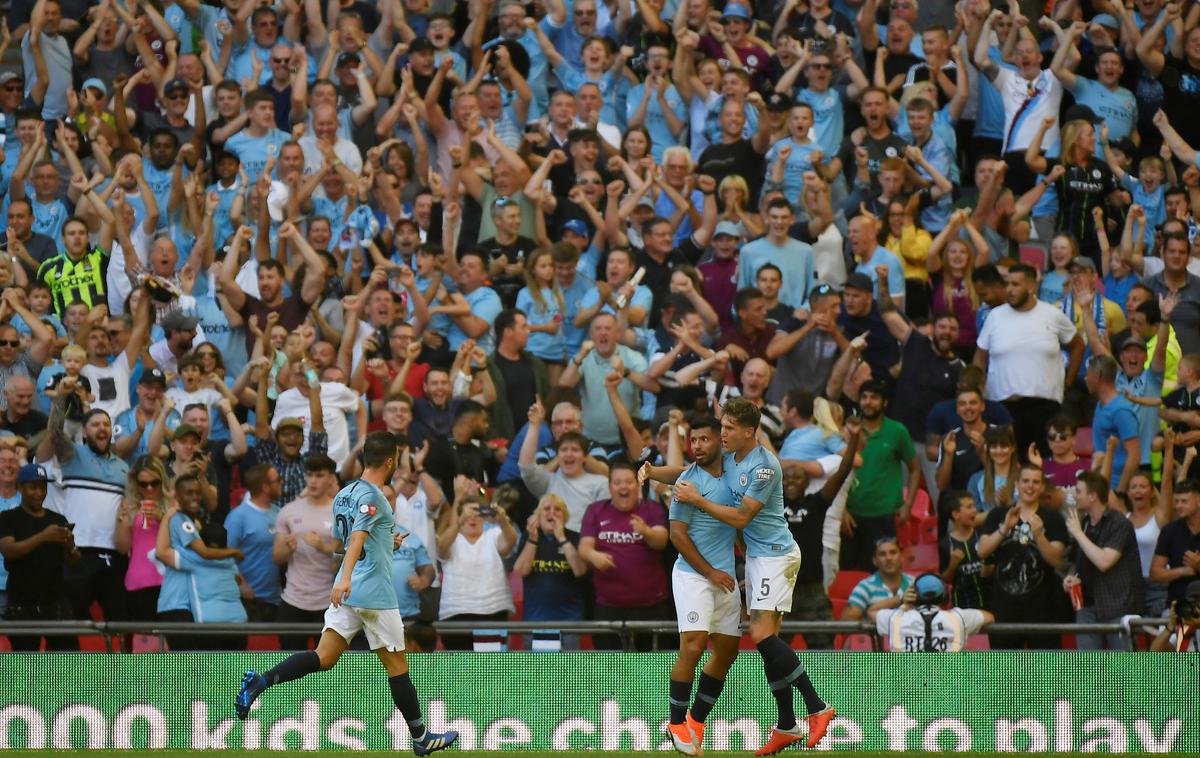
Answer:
[{"left": 557, "top": 539, "right": 569, "bottom": 548}]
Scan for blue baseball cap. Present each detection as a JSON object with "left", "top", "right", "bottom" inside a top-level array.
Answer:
[
  {"left": 17, "top": 463, "right": 50, "bottom": 484},
  {"left": 721, "top": 3, "right": 752, "bottom": 20},
  {"left": 81, "top": 78, "right": 107, "bottom": 96},
  {"left": 562, "top": 219, "right": 588, "bottom": 237},
  {"left": 914, "top": 573, "right": 946, "bottom": 606}
]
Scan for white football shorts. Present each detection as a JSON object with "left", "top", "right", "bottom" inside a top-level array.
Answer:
[
  {"left": 745, "top": 548, "right": 802, "bottom": 612},
  {"left": 673, "top": 564, "right": 742, "bottom": 637},
  {"left": 323, "top": 604, "right": 407, "bottom": 651}
]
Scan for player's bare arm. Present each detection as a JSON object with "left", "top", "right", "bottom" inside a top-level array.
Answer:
[
  {"left": 670, "top": 520, "right": 736, "bottom": 592},
  {"left": 675, "top": 481, "right": 764, "bottom": 529},
  {"left": 331, "top": 530, "right": 368, "bottom": 607}
]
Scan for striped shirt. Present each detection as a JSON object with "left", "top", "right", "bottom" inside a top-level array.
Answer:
[
  {"left": 55, "top": 442, "right": 130, "bottom": 551},
  {"left": 37, "top": 247, "right": 112, "bottom": 318},
  {"left": 847, "top": 572, "right": 915, "bottom": 611}
]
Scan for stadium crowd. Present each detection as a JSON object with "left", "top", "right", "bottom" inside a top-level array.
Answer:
[{"left": 1, "top": 0, "right": 1200, "bottom": 654}]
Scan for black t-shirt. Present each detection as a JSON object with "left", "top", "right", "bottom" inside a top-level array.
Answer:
[
  {"left": 1047, "top": 158, "right": 1118, "bottom": 260},
  {"left": 519, "top": 530, "right": 586, "bottom": 621},
  {"left": 0, "top": 506, "right": 71, "bottom": 606},
  {"left": 939, "top": 530, "right": 988, "bottom": 610},
  {"left": 1161, "top": 55, "right": 1200, "bottom": 150},
  {"left": 479, "top": 235, "right": 538, "bottom": 308},
  {"left": 837, "top": 304, "right": 899, "bottom": 381},
  {"left": 696, "top": 139, "right": 765, "bottom": 212},
  {"left": 785, "top": 492, "right": 834, "bottom": 584},
  {"left": 980, "top": 506, "right": 1070, "bottom": 620},
  {"left": 1154, "top": 517, "right": 1200, "bottom": 604},
  {"left": 839, "top": 130, "right": 910, "bottom": 194},
  {"left": 938, "top": 426, "right": 987, "bottom": 493},
  {"left": 426, "top": 436, "right": 495, "bottom": 500},
  {"left": 890, "top": 332, "right": 963, "bottom": 442},
  {"left": 139, "top": 111, "right": 197, "bottom": 148},
  {"left": 494, "top": 353, "right": 537, "bottom": 433},
  {"left": 0, "top": 408, "right": 48, "bottom": 439}
]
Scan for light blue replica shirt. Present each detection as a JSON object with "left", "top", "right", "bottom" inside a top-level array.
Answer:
[
  {"left": 114, "top": 407, "right": 181, "bottom": 461},
  {"left": 448, "top": 285, "right": 503, "bottom": 354},
  {"left": 722, "top": 446, "right": 796, "bottom": 558},
  {"left": 796, "top": 88, "right": 843, "bottom": 158},
  {"left": 779, "top": 426, "right": 845, "bottom": 461},
  {"left": 670, "top": 462, "right": 737, "bottom": 576},
  {"left": 157, "top": 512, "right": 200, "bottom": 614},
  {"left": 175, "top": 552, "right": 248, "bottom": 623},
  {"left": 855, "top": 247, "right": 906, "bottom": 300},
  {"left": 391, "top": 531, "right": 433, "bottom": 618},
  {"left": 738, "top": 237, "right": 817, "bottom": 310},
  {"left": 225, "top": 501, "right": 281, "bottom": 605},
  {"left": 332, "top": 480, "right": 398, "bottom": 610},
  {"left": 224, "top": 128, "right": 291, "bottom": 183},
  {"left": 626, "top": 82, "right": 687, "bottom": 162},
  {"left": 516, "top": 286, "right": 567, "bottom": 362}
]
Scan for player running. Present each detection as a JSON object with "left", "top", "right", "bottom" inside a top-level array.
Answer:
[
  {"left": 642, "top": 414, "right": 741, "bottom": 755},
  {"left": 235, "top": 431, "right": 457, "bottom": 756},
  {"left": 672, "top": 399, "right": 835, "bottom": 755}
]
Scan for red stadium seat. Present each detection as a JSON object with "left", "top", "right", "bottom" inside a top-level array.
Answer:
[
  {"left": 1018, "top": 244, "right": 1047, "bottom": 272},
  {"left": 903, "top": 544, "right": 939, "bottom": 574},
  {"left": 828, "top": 571, "right": 870, "bottom": 601},
  {"left": 965, "top": 634, "right": 991, "bottom": 651}
]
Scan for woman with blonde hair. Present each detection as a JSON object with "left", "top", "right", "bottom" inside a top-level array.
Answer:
[
  {"left": 516, "top": 248, "right": 567, "bottom": 384},
  {"left": 114, "top": 456, "right": 174, "bottom": 621},
  {"left": 514, "top": 494, "right": 589, "bottom": 648},
  {"left": 927, "top": 208, "right": 989, "bottom": 359},
  {"left": 1025, "top": 114, "right": 1117, "bottom": 266},
  {"left": 717, "top": 174, "right": 763, "bottom": 238},
  {"left": 967, "top": 426, "right": 1019, "bottom": 521}
]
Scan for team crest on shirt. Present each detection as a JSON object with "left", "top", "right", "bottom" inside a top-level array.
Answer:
[
  {"left": 739, "top": 473, "right": 749, "bottom": 487},
  {"left": 747, "top": 55, "right": 759, "bottom": 68},
  {"left": 181, "top": 521, "right": 196, "bottom": 534},
  {"left": 755, "top": 467, "right": 774, "bottom": 482},
  {"left": 267, "top": 143, "right": 279, "bottom": 155},
  {"left": 360, "top": 504, "right": 377, "bottom": 516},
  {"left": 885, "top": 147, "right": 898, "bottom": 157}
]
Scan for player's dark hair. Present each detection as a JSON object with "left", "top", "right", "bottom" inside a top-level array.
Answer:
[
  {"left": 722, "top": 397, "right": 761, "bottom": 430},
  {"left": 363, "top": 431, "right": 400, "bottom": 469},
  {"left": 691, "top": 415, "right": 720, "bottom": 434},
  {"left": 1076, "top": 471, "right": 1110, "bottom": 503},
  {"left": 305, "top": 453, "right": 337, "bottom": 473}
]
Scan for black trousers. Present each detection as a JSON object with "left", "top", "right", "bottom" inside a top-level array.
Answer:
[
  {"left": 592, "top": 601, "right": 674, "bottom": 652},
  {"left": 158, "top": 608, "right": 200, "bottom": 651},
  {"left": 275, "top": 601, "right": 325, "bottom": 651},
  {"left": 839, "top": 514, "right": 898, "bottom": 572},
  {"left": 65, "top": 548, "right": 128, "bottom": 622},
  {"left": 439, "top": 611, "right": 510, "bottom": 651},
  {"left": 1002, "top": 397, "right": 1063, "bottom": 461},
  {"left": 4, "top": 598, "right": 76, "bottom": 651}
]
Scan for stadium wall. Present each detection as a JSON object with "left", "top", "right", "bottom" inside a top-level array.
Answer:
[{"left": 0, "top": 653, "right": 1195, "bottom": 752}]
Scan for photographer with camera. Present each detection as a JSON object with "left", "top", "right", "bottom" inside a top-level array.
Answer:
[
  {"left": 1150, "top": 582, "right": 1200, "bottom": 652},
  {"left": 873, "top": 573, "right": 994, "bottom": 652}
]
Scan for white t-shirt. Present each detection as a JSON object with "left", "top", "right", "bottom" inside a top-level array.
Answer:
[
  {"left": 165, "top": 385, "right": 223, "bottom": 413},
  {"left": 271, "top": 382, "right": 361, "bottom": 470},
  {"left": 994, "top": 68, "right": 1063, "bottom": 154},
  {"left": 82, "top": 352, "right": 135, "bottom": 419},
  {"left": 438, "top": 529, "right": 514, "bottom": 619},
  {"left": 394, "top": 485, "right": 441, "bottom": 587},
  {"left": 876, "top": 606, "right": 988, "bottom": 652},
  {"left": 107, "top": 224, "right": 151, "bottom": 315},
  {"left": 977, "top": 301, "right": 1077, "bottom": 403}
]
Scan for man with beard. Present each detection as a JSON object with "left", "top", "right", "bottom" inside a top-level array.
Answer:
[
  {"left": 974, "top": 263, "right": 1084, "bottom": 458},
  {"left": 876, "top": 270, "right": 965, "bottom": 448},
  {"left": 35, "top": 390, "right": 130, "bottom": 624},
  {"left": 841, "top": 380, "right": 920, "bottom": 571}
]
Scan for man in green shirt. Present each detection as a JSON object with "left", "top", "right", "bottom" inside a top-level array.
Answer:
[{"left": 842, "top": 379, "right": 920, "bottom": 571}]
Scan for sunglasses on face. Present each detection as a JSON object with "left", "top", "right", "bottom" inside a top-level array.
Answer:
[
  {"left": 137, "top": 478, "right": 162, "bottom": 489},
  {"left": 271, "top": 57, "right": 292, "bottom": 64},
  {"left": 1048, "top": 432, "right": 1072, "bottom": 441},
  {"left": 0, "top": 340, "right": 19, "bottom": 347}
]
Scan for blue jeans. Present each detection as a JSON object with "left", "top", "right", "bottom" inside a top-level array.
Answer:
[{"left": 1075, "top": 606, "right": 1128, "bottom": 651}]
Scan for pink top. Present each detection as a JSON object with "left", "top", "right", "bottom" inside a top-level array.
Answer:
[{"left": 125, "top": 512, "right": 165, "bottom": 591}]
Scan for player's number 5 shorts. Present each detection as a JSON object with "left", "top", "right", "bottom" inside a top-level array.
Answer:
[
  {"left": 745, "top": 548, "right": 802, "bottom": 612},
  {"left": 673, "top": 564, "right": 742, "bottom": 636},
  {"left": 324, "top": 604, "right": 407, "bottom": 651}
]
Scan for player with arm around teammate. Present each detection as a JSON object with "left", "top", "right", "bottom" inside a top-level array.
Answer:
[
  {"left": 235, "top": 432, "right": 458, "bottom": 756},
  {"left": 671, "top": 398, "right": 834, "bottom": 755},
  {"left": 644, "top": 412, "right": 741, "bottom": 755}
]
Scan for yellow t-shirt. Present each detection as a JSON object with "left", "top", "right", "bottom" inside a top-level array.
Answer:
[{"left": 886, "top": 226, "right": 932, "bottom": 281}]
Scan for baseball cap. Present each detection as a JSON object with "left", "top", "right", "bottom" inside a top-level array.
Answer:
[
  {"left": 267, "top": 180, "right": 290, "bottom": 223},
  {"left": 713, "top": 221, "right": 741, "bottom": 239},
  {"left": 139, "top": 368, "right": 168, "bottom": 386},
  {"left": 1121, "top": 335, "right": 1148, "bottom": 352},
  {"left": 843, "top": 272, "right": 875, "bottom": 292},
  {"left": 636, "top": 195, "right": 656, "bottom": 210},
  {"left": 721, "top": 3, "right": 752, "bottom": 20},
  {"left": 276, "top": 417, "right": 305, "bottom": 433},
  {"left": 17, "top": 463, "right": 50, "bottom": 484},
  {"left": 172, "top": 424, "right": 201, "bottom": 442},
  {"left": 1092, "top": 13, "right": 1120, "bottom": 30},
  {"left": 561, "top": 219, "right": 588, "bottom": 237},
  {"left": 408, "top": 37, "right": 436, "bottom": 54},
  {"left": 81, "top": 78, "right": 108, "bottom": 96},
  {"left": 163, "top": 78, "right": 190, "bottom": 94},
  {"left": 1068, "top": 256, "right": 1096, "bottom": 273},
  {"left": 0, "top": 71, "right": 23, "bottom": 86},
  {"left": 1063, "top": 104, "right": 1100, "bottom": 125},
  {"left": 1186, "top": 580, "right": 1200, "bottom": 602},
  {"left": 765, "top": 92, "right": 793, "bottom": 113},
  {"left": 914, "top": 573, "right": 946, "bottom": 606},
  {"left": 161, "top": 310, "right": 201, "bottom": 334},
  {"left": 335, "top": 51, "right": 361, "bottom": 68}
]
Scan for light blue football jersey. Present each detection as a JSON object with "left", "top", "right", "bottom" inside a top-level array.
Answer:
[
  {"left": 722, "top": 446, "right": 797, "bottom": 558},
  {"left": 331, "top": 480, "right": 398, "bottom": 610},
  {"left": 670, "top": 462, "right": 737, "bottom": 576}
]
